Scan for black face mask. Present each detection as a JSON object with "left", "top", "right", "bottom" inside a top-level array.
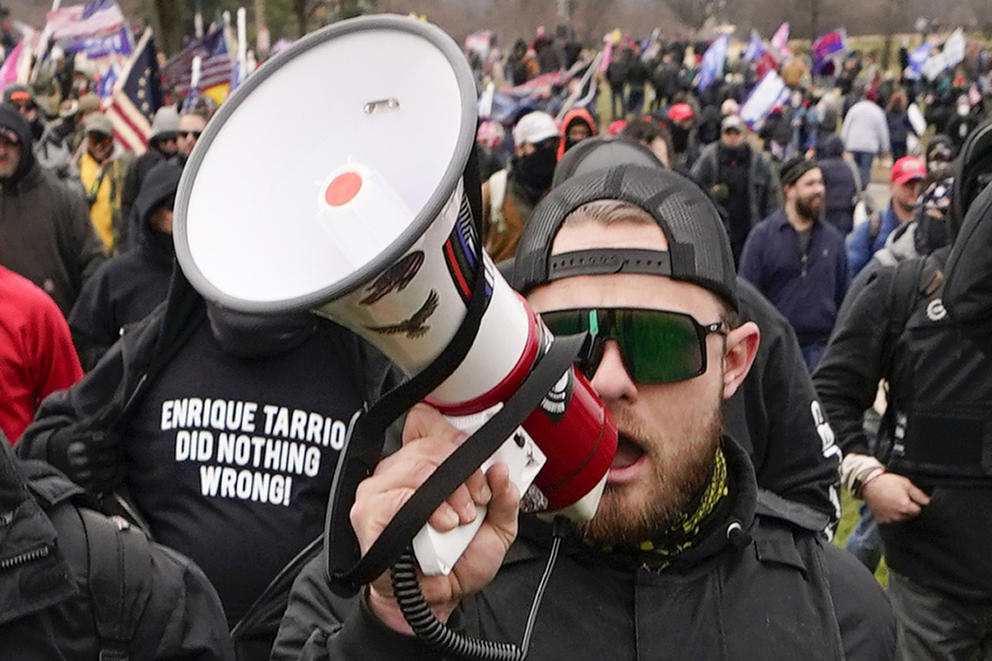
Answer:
[
  {"left": 671, "top": 125, "right": 690, "bottom": 152},
  {"left": 914, "top": 212, "right": 950, "bottom": 255},
  {"left": 513, "top": 146, "right": 557, "bottom": 200},
  {"left": 206, "top": 304, "right": 318, "bottom": 359}
]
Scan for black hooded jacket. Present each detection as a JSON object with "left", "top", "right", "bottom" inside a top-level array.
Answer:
[
  {"left": 0, "top": 433, "right": 234, "bottom": 660},
  {"left": 18, "top": 269, "right": 397, "bottom": 657},
  {"left": 0, "top": 104, "right": 106, "bottom": 315},
  {"left": 271, "top": 437, "right": 894, "bottom": 661},
  {"left": 816, "top": 134, "right": 858, "bottom": 234},
  {"left": 68, "top": 160, "right": 180, "bottom": 369}
]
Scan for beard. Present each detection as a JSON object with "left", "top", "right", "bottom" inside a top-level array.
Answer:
[
  {"left": 578, "top": 389, "right": 723, "bottom": 547},
  {"left": 795, "top": 194, "right": 822, "bottom": 221}
]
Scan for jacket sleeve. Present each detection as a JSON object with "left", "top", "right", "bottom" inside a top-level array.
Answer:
[
  {"left": 845, "top": 222, "right": 871, "bottom": 280},
  {"left": 812, "top": 267, "right": 893, "bottom": 456},
  {"left": 134, "top": 543, "right": 236, "bottom": 660},
  {"left": 67, "top": 267, "right": 119, "bottom": 371},
  {"left": 15, "top": 325, "right": 134, "bottom": 465},
  {"left": 760, "top": 157, "right": 783, "bottom": 220},
  {"left": 275, "top": 555, "right": 440, "bottom": 661},
  {"left": 737, "top": 227, "right": 765, "bottom": 292},
  {"left": 735, "top": 280, "right": 841, "bottom": 522},
  {"left": 689, "top": 147, "right": 715, "bottom": 188},
  {"left": 820, "top": 541, "right": 896, "bottom": 659}
]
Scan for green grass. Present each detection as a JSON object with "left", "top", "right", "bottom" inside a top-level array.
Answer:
[{"left": 835, "top": 491, "right": 889, "bottom": 586}]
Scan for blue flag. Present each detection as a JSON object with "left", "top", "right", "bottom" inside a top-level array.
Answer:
[
  {"left": 697, "top": 34, "right": 728, "bottom": 92},
  {"left": 742, "top": 30, "right": 764, "bottom": 63},
  {"left": 907, "top": 42, "right": 932, "bottom": 80}
]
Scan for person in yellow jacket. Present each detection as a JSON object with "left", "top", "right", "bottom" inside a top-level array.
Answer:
[{"left": 78, "top": 113, "right": 126, "bottom": 254}]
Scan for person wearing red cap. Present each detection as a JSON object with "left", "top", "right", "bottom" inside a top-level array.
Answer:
[
  {"left": 666, "top": 102, "right": 700, "bottom": 171},
  {"left": 846, "top": 155, "right": 926, "bottom": 278}
]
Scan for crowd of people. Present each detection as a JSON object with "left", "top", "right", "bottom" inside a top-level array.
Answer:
[{"left": 2, "top": 12, "right": 992, "bottom": 661}]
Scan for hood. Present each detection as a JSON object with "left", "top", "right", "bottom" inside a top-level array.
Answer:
[
  {"left": 950, "top": 119, "right": 992, "bottom": 241},
  {"left": 0, "top": 103, "right": 36, "bottom": 184},
  {"left": 816, "top": 134, "right": 845, "bottom": 159},
  {"left": 135, "top": 159, "right": 181, "bottom": 230},
  {"left": 134, "top": 159, "right": 181, "bottom": 260},
  {"left": 873, "top": 220, "right": 920, "bottom": 268},
  {"left": 557, "top": 108, "right": 597, "bottom": 160}
]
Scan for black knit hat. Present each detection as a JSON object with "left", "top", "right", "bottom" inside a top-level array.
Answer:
[{"left": 513, "top": 164, "right": 738, "bottom": 310}]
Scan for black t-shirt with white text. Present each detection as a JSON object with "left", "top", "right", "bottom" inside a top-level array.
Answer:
[{"left": 123, "top": 318, "right": 372, "bottom": 625}]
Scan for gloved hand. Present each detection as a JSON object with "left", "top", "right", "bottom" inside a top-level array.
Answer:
[{"left": 47, "top": 427, "right": 124, "bottom": 493}]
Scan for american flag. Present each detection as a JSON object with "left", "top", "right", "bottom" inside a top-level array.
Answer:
[
  {"left": 105, "top": 28, "right": 162, "bottom": 155},
  {"left": 46, "top": 0, "right": 125, "bottom": 43},
  {"left": 161, "top": 27, "right": 234, "bottom": 98}
]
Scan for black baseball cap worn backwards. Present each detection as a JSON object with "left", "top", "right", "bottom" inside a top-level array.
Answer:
[{"left": 512, "top": 164, "right": 739, "bottom": 311}]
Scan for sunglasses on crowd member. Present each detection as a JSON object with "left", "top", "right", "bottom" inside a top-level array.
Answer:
[
  {"left": 12, "top": 102, "right": 34, "bottom": 112},
  {"left": 180, "top": 130, "right": 201, "bottom": 140},
  {"left": 539, "top": 307, "right": 727, "bottom": 384}
]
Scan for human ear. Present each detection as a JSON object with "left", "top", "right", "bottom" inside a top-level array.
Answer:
[{"left": 721, "top": 321, "right": 759, "bottom": 400}]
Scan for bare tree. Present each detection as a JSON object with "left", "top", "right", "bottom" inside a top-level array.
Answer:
[{"left": 664, "top": 0, "right": 717, "bottom": 32}]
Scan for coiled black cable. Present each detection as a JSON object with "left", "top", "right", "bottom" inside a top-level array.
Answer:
[{"left": 390, "top": 518, "right": 566, "bottom": 660}]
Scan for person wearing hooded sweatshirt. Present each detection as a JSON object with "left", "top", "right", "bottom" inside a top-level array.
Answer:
[
  {"left": 816, "top": 134, "right": 860, "bottom": 234},
  {"left": 0, "top": 429, "right": 234, "bottom": 659},
  {"left": 691, "top": 114, "right": 783, "bottom": 264},
  {"left": 813, "top": 126, "right": 992, "bottom": 656},
  {"left": 556, "top": 107, "right": 596, "bottom": 160},
  {"left": 120, "top": 106, "right": 179, "bottom": 232},
  {"left": 69, "top": 160, "right": 180, "bottom": 370},
  {"left": 824, "top": 174, "right": 953, "bottom": 574},
  {"left": 0, "top": 104, "right": 106, "bottom": 316},
  {"left": 18, "top": 268, "right": 396, "bottom": 660}
]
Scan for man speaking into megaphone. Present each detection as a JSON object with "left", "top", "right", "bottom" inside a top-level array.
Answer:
[{"left": 274, "top": 163, "right": 896, "bottom": 661}]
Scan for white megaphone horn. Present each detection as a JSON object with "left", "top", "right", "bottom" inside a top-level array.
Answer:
[{"left": 172, "top": 15, "right": 616, "bottom": 584}]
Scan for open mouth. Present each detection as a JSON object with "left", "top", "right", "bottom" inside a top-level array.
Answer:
[{"left": 611, "top": 434, "right": 645, "bottom": 470}]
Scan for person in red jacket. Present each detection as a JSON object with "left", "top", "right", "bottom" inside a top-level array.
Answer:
[{"left": 0, "top": 264, "right": 82, "bottom": 442}]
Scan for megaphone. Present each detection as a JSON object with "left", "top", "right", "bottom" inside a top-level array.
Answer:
[{"left": 173, "top": 15, "right": 616, "bottom": 582}]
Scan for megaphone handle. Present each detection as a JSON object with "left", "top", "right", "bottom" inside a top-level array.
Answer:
[{"left": 330, "top": 333, "right": 585, "bottom": 592}]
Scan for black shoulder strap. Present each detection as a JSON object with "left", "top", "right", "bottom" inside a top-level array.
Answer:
[
  {"left": 78, "top": 508, "right": 153, "bottom": 661},
  {"left": 882, "top": 256, "right": 929, "bottom": 374}
]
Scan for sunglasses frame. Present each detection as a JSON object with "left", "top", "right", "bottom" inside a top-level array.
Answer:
[{"left": 540, "top": 307, "right": 727, "bottom": 384}]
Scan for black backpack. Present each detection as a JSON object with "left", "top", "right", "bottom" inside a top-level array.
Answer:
[{"left": 36, "top": 480, "right": 154, "bottom": 661}]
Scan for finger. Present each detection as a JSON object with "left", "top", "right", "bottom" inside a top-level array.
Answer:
[
  {"left": 428, "top": 501, "right": 462, "bottom": 531},
  {"left": 906, "top": 483, "right": 931, "bottom": 506},
  {"left": 902, "top": 501, "right": 922, "bottom": 518},
  {"left": 482, "top": 463, "right": 520, "bottom": 542},
  {"left": 402, "top": 403, "right": 462, "bottom": 446},
  {"left": 464, "top": 468, "right": 492, "bottom": 508}
]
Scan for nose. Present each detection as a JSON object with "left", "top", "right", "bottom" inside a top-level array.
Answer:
[{"left": 589, "top": 341, "right": 638, "bottom": 404}]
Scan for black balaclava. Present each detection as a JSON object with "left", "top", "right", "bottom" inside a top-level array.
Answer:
[
  {"left": 914, "top": 176, "right": 953, "bottom": 256},
  {"left": 670, "top": 124, "right": 690, "bottom": 153},
  {"left": 513, "top": 137, "right": 558, "bottom": 202},
  {"left": 206, "top": 304, "right": 318, "bottom": 359}
]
